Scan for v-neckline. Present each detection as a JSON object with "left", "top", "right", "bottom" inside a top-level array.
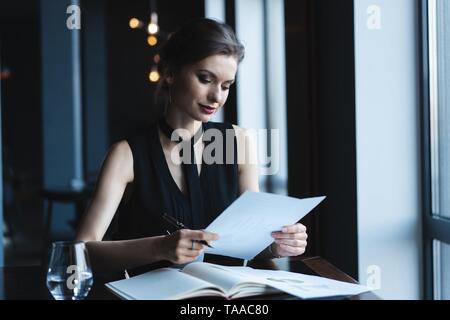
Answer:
[{"left": 154, "top": 126, "right": 206, "bottom": 202}]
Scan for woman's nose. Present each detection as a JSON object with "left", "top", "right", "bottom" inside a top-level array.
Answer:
[{"left": 208, "top": 86, "right": 221, "bottom": 104}]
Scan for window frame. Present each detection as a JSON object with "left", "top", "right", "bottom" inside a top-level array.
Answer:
[{"left": 420, "top": 0, "right": 450, "bottom": 300}]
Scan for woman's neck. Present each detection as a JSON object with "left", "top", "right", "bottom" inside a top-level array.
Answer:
[{"left": 164, "top": 108, "right": 202, "bottom": 140}]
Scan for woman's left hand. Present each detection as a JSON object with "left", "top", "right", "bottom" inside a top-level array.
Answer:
[{"left": 270, "top": 223, "right": 308, "bottom": 257}]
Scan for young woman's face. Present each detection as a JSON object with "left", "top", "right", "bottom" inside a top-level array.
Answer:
[{"left": 168, "top": 54, "right": 238, "bottom": 122}]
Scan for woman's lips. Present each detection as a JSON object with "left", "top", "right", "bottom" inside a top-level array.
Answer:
[{"left": 199, "top": 104, "right": 216, "bottom": 115}]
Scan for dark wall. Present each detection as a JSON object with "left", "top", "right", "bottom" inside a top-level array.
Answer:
[
  {"left": 1, "top": 0, "right": 43, "bottom": 266},
  {"left": 285, "top": 0, "right": 320, "bottom": 258},
  {"left": 285, "top": 0, "right": 358, "bottom": 278},
  {"left": 106, "top": 0, "right": 205, "bottom": 143},
  {"left": 314, "top": 0, "right": 358, "bottom": 279},
  {"left": 0, "top": 0, "right": 42, "bottom": 192}
]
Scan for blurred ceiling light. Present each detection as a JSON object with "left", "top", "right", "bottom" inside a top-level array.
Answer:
[
  {"left": 147, "top": 12, "right": 159, "bottom": 34},
  {"left": 149, "top": 67, "right": 160, "bottom": 83},
  {"left": 147, "top": 35, "right": 158, "bottom": 46},
  {"left": 148, "top": 23, "right": 159, "bottom": 35},
  {"left": 130, "top": 1, "right": 162, "bottom": 85},
  {"left": 129, "top": 18, "right": 141, "bottom": 29}
]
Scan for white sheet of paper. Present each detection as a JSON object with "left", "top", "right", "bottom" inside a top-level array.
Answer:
[
  {"left": 204, "top": 192, "right": 326, "bottom": 260},
  {"left": 221, "top": 266, "right": 371, "bottom": 299}
]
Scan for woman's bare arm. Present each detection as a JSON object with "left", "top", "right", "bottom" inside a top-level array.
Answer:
[{"left": 75, "top": 141, "right": 165, "bottom": 273}]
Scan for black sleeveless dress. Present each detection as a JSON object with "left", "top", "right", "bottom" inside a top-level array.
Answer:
[{"left": 113, "top": 121, "right": 239, "bottom": 245}]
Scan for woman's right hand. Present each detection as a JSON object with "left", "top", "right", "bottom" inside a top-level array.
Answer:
[{"left": 161, "top": 229, "right": 219, "bottom": 264}]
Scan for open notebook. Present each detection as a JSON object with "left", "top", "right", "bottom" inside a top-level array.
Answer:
[{"left": 105, "top": 262, "right": 370, "bottom": 300}]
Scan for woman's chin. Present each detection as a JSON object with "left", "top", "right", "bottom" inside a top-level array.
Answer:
[{"left": 198, "top": 112, "right": 215, "bottom": 122}]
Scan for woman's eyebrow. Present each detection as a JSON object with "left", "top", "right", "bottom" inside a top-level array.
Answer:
[{"left": 198, "top": 69, "right": 235, "bottom": 83}]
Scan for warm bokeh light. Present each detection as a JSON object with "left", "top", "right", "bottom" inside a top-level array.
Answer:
[
  {"left": 153, "top": 54, "right": 160, "bottom": 63},
  {"left": 0, "top": 71, "right": 11, "bottom": 80},
  {"left": 149, "top": 70, "right": 160, "bottom": 82},
  {"left": 147, "top": 35, "right": 158, "bottom": 46},
  {"left": 129, "top": 18, "right": 140, "bottom": 29},
  {"left": 147, "top": 23, "right": 159, "bottom": 34}
]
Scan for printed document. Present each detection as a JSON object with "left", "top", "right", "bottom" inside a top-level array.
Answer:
[{"left": 204, "top": 192, "right": 326, "bottom": 260}]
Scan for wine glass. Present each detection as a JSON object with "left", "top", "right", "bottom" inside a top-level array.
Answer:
[{"left": 46, "top": 241, "right": 93, "bottom": 300}]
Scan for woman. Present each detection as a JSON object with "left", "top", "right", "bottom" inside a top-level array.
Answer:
[{"left": 76, "top": 18, "right": 307, "bottom": 273}]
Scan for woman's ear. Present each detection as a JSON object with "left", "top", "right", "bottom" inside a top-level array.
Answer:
[
  {"left": 165, "top": 70, "right": 175, "bottom": 85},
  {"left": 165, "top": 76, "right": 174, "bottom": 85},
  {"left": 163, "top": 66, "right": 175, "bottom": 85}
]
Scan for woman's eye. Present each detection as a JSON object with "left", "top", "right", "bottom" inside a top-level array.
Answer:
[
  {"left": 198, "top": 76, "right": 212, "bottom": 84},
  {"left": 222, "top": 86, "right": 230, "bottom": 91}
]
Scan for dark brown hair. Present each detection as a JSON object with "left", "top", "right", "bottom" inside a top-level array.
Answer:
[{"left": 155, "top": 18, "right": 245, "bottom": 113}]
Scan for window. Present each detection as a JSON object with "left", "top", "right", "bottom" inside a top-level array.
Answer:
[
  {"left": 235, "top": 0, "right": 288, "bottom": 194},
  {"left": 421, "top": 0, "right": 450, "bottom": 300}
]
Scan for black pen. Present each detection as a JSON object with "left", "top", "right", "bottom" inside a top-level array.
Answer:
[{"left": 162, "top": 213, "right": 214, "bottom": 248}]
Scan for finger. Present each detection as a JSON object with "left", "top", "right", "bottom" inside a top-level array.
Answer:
[
  {"left": 278, "top": 243, "right": 305, "bottom": 256},
  {"left": 184, "top": 230, "right": 220, "bottom": 242},
  {"left": 180, "top": 239, "right": 206, "bottom": 251},
  {"left": 180, "top": 229, "right": 218, "bottom": 241},
  {"left": 180, "top": 238, "right": 193, "bottom": 249},
  {"left": 182, "top": 247, "right": 204, "bottom": 257},
  {"left": 191, "top": 241, "right": 206, "bottom": 251},
  {"left": 281, "top": 223, "right": 306, "bottom": 233},
  {"left": 271, "top": 231, "right": 307, "bottom": 240},
  {"left": 275, "top": 239, "right": 307, "bottom": 247}
]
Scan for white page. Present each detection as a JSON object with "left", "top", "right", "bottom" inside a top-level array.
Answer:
[
  {"left": 204, "top": 192, "right": 325, "bottom": 260},
  {"left": 105, "top": 268, "right": 220, "bottom": 300},
  {"left": 215, "top": 267, "right": 371, "bottom": 299},
  {"left": 182, "top": 262, "right": 260, "bottom": 292}
]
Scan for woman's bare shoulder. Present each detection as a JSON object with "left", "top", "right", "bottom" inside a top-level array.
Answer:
[
  {"left": 109, "top": 140, "right": 132, "bottom": 154},
  {"left": 103, "top": 140, "right": 134, "bottom": 183}
]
